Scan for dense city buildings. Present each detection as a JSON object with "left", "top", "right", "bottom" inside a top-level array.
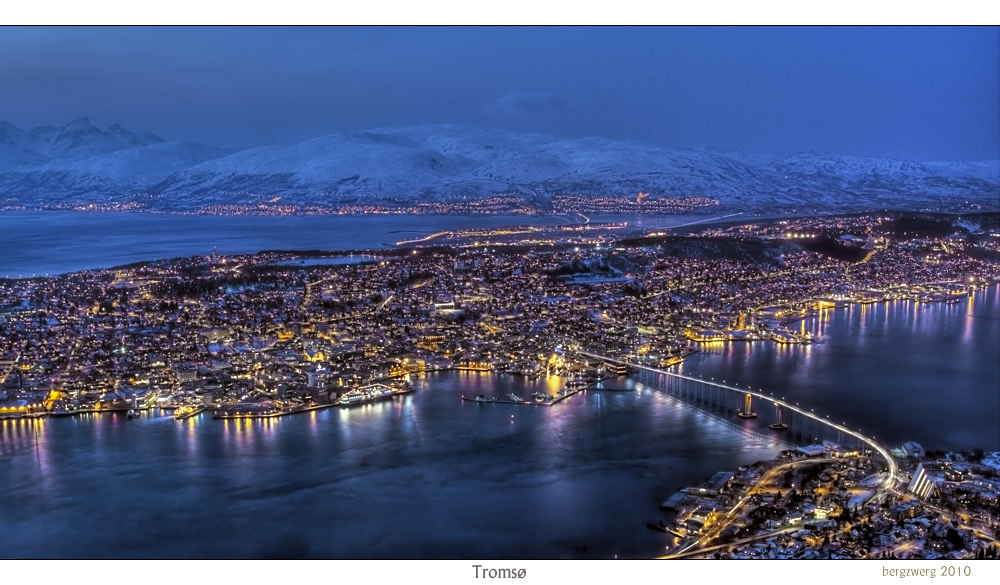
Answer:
[
  {"left": 2, "top": 211, "right": 996, "bottom": 413},
  {"left": 659, "top": 449, "right": 1000, "bottom": 559},
  {"left": 2, "top": 210, "right": 999, "bottom": 558}
]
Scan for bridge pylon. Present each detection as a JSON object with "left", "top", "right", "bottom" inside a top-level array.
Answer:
[{"left": 737, "top": 393, "right": 757, "bottom": 419}]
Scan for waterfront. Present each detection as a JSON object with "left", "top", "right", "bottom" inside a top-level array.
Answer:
[
  {"left": 680, "top": 285, "right": 1000, "bottom": 452},
  {"left": 2, "top": 283, "right": 996, "bottom": 558},
  {"left": 0, "top": 211, "right": 719, "bottom": 278},
  {"left": 0, "top": 210, "right": 997, "bottom": 559},
  {"left": 0, "top": 373, "right": 781, "bottom": 559}
]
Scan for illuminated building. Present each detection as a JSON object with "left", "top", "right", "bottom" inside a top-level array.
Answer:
[{"left": 907, "top": 463, "right": 936, "bottom": 500}]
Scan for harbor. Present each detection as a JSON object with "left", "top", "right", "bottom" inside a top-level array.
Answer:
[
  {"left": 460, "top": 376, "right": 600, "bottom": 407},
  {"left": 212, "top": 383, "right": 415, "bottom": 419}
]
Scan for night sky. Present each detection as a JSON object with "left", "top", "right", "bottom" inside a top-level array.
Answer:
[{"left": 1, "top": 26, "right": 997, "bottom": 161}]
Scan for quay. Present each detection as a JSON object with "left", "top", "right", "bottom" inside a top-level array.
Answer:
[
  {"left": 337, "top": 383, "right": 414, "bottom": 408},
  {"left": 5, "top": 386, "right": 416, "bottom": 422},
  {"left": 213, "top": 384, "right": 413, "bottom": 419},
  {"left": 4, "top": 405, "right": 160, "bottom": 419},
  {"left": 461, "top": 378, "right": 598, "bottom": 407},
  {"left": 212, "top": 401, "right": 339, "bottom": 420},
  {"left": 175, "top": 404, "right": 207, "bottom": 419}
]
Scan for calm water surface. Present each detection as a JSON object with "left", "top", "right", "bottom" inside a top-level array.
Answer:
[
  {"left": 0, "top": 211, "right": 715, "bottom": 277},
  {"left": 0, "top": 375, "right": 780, "bottom": 559},
  {"left": 1, "top": 211, "right": 996, "bottom": 558},
  {"left": 681, "top": 285, "right": 1000, "bottom": 452}
]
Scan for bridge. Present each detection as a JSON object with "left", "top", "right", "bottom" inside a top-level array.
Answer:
[{"left": 570, "top": 349, "right": 898, "bottom": 488}]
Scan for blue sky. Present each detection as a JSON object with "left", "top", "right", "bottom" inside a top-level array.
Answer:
[{"left": 1, "top": 26, "right": 997, "bottom": 161}]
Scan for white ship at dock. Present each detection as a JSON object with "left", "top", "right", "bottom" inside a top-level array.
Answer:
[{"left": 338, "top": 383, "right": 408, "bottom": 406}]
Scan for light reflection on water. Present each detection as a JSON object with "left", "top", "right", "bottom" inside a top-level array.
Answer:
[
  {"left": 0, "top": 374, "right": 782, "bottom": 559},
  {"left": 0, "top": 211, "right": 720, "bottom": 278},
  {"left": 682, "top": 285, "right": 999, "bottom": 451},
  {"left": 2, "top": 287, "right": 994, "bottom": 558}
]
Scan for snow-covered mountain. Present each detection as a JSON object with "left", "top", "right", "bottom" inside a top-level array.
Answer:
[
  {"left": 0, "top": 118, "right": 233, "bottom": 202},
  {"left": 1, "top": 120, "right": 996, "bottom": 212}
]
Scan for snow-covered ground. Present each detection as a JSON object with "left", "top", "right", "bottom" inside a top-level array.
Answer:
[
  {"left": 981, "top": 452, "right": 1000, "bottom": 470},
  {"left": 1, "top": 119, "right": 997, "bottom": 212}
]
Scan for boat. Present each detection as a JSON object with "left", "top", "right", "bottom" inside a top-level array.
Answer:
[
  {"left": 505, "top": 392, "right": 524, "bottom": 403},
  {"left": 339, "top": 391, "right": 367, "bottom": 405},
  {"left": 472, "top": 394, "right": 497, "bottom": 403},
  {"left": 339, "top": 384, "right": 399, "bottom": 406},
  {"left": 531, "top": 392, "right": 550, "bottom": 403},
  {"left": 212, "top": 403, "right": 279, "bottom": 419},
  {"left": 126, "top": 409, "right": 140, "bottom": 419},
  {"left": 49, "top": 404, "right": 76, "bottom": 417},
  {"left": 174, "top": 405, "right": 206, "bottom": 420}
]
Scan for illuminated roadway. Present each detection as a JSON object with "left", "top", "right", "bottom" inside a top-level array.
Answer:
[
  {"left": 663, "top": 212, "right": 744, "bottom": 230},
  {"left": 660, "top": 458, "right": 830, "bottom": 558},
  {"left": 887, "top": 487, "right": 1000, "bottom": 547},
  {"left": 573, "top": 349, "right": 898, "bottom": 490},
  {"left": 395, "top": 231, "right": 452, "bottom": 246},
  {"left": 665, "top": 526, "right": 804, "bottom": 559},
  {"left": 566, "top": 348, "right": 907, "bottom": 557},
  {"left": 665, "top": 484, "right": 1000, "bottom": 558},
  {"left": 0, "top": 356, "right": 20, "bottom": 387}
]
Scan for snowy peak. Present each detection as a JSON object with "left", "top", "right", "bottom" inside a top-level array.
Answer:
[
  {"left": 0, "top": 121, "right": 30, "bottom": 146},
  {"left": 64, "top": 116, "right": 97, "bottom": 132},
  {"left": 106, "top": 123, "right": 166, "bottom": 148},
  {"left": 0, "top": 120, "right": 996, "bottom": 212},
  {"left": 41, "top": 117, "right": 166, "bottom": 159},
  {"left": 42, "top": 117, "right": 110, "bottom": 157},
  {"left": 0, "top": 118, "right": 167, "bottom": 161},
  {"left": 0, "top": 117, "right": 225, "bottom": 186}
]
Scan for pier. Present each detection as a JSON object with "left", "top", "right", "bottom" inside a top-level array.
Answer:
[
  {"left": 461, "top": 379, "right": 595, "bottom": 407},
  {"left": 175, "top": 404, "right": 207, "bottom": 419},
  {"left": 212, "top": 401, "right": 339, "bottom": 419}
]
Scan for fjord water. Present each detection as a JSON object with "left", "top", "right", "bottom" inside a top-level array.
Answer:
[
  {"left": 0, "top": 211, "right": 714, "bottom": 278},
  {"left": 1, "top": 211, "right": 997, "bottom": 558},
  {"left": 1, "top": 290, "right": 996, "bottom": 559},
  {"left": 680, "top": 285, "right": 1000, "bottom": 452},
  {"left": 0, "top": 377, "right": 781, "bottom": 559}
]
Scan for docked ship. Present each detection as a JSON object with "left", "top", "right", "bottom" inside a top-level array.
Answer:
[
  {"left": 211, "top": 401, "right": 279, "bottom": 419},
  {"left": 175, "top": 405, "right": 207, "bottom": 419},
  {"left": 49, "top": 401, "right": 76, "bottom": 417},
  {"left": 338, "top": 384, "right": 400, "bottom": 406},
  {"left": 126, "top": 396, "right": 140, "bottom": 418}
]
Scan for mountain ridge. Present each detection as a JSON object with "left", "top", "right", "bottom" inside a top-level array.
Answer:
[{"left": 0, "top": 119, "right": 996, "bottom": 213}]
